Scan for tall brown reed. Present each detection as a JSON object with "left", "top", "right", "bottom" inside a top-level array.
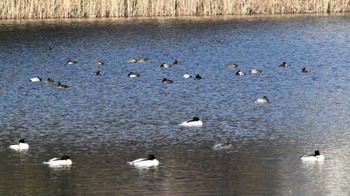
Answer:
[{"left": 0, "top": 0, "right": 349, "bottom": 19}]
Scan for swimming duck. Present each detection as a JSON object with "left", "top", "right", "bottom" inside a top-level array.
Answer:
[
  {"left": 96, "top": 70, "right": 103, "bottom": 76},
  {"left": 127, "top": 57, "right": 137, "bottom": 62},
  {"left": 212, "top": 138, "right": 233, "bottom": 150},
  {"left": 30, "top": 76, "right": 42, "bottom": 82},
  {"left": 194, "top": 74, "right": 202, "bottom": 80},
  {"left": 9, "top": 139, "right": 29, "bottom": 151},
  {"left": 302, "top": 67, "right": 310, "bottom": 73},
  {"left": 137, "top": 58, "right": 149, "bottom": 62},
  {"left": 301, "top": 150, "right": 325, "bottom": 161},
  {"left": 279, "top": 62, "right": 289, "bottom": 67},
  {"left": 94, "top": 60, "right": 104, "bottom": 65},
  {"left": 254, "top": 96, "right": 269, "bottom": 103},
  {"left": 249, "top": 68, "right": 261, "bottom": 74},
  {"left": 227, "top": 63, "right": 238, "bottom": 68},
  {"left": 128, "top": 72, "right": 140, "bottom": 77},
  {"left": 45, "top": 78, "right": 53, "bottom": 83},
  {"left": 235, "top": 70, "right": 245, "bottom": 76},
  {"left": 67, "top": 59, "right": 77, "bottom": 65},
  {"left": 162, "top": 78, "right": 173, "bottom": 84},
  {"left": 183, "top": 73, "right": 192, "bottom": 79},
  {"left": 173, "top": 59, "right": 180, "bottom": 65},
  {"left": 44, "top": 155, "right": 73, "bottom": 166},
  {"left": 128, "top": 154, "right": 159, "bottom": 168},
  {"left": 56, "top": 82, "right": 68, "bottom": 88},
  {"left": 180, "top": 117, "right": 203, "bottom": 127},
  {"left": 160, "top": 63, "right": 171, "bottom": 68}
]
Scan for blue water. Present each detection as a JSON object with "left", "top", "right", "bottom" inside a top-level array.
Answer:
[{"left": 1, "top": 15, "right": 350, "bottom": 195}]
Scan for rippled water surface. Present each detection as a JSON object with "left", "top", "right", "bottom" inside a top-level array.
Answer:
[{"left": 1, "top": 15, "right": 350, "bottom": 195}]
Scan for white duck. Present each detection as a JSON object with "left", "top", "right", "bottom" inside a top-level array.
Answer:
[
  {"left": 180, "top": 117, "right": 203, "bottom": 127},
  {"left": 9, "top": 139, "right": 29, "bottom": 151},
  {"left": 301, "top": 150, "right": 325, "bottom": 161},
  {"left": 44, "top": 155, "right": 73, "bottom": 167},
  {"left": 128, "top": 154, "right": 159, "bottom": 168}
]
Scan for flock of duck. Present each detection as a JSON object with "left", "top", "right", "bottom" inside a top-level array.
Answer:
[{"left": 22, "top": 55, "right": 322, "bottom": 169}]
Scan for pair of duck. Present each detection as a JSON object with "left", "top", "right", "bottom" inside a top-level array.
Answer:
[
  {"left": 9, "top": 139, "right": 72, "bottom": 167},
  {"left": 67, "top": 59, "right": 103, "bottom": 65}
]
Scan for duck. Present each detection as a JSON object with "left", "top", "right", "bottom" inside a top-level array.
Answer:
[
  {"left": 30, "top": 76, "right": 42, "bottom": 82},
  {"left": 183, "top": 73, "right": 192, "bottom": 79},
  {"left": 212, "top": 138, "right": 233, "bottom": 150},
  {"left": 128, "top": 72, "right": 140, "bottom": 77},
  {"left": 279, "top": 61, "right": 289, "bottom": 67},
  {"left": 302, "top": 67, "right": 310, "bottom": 73},
  {"left": 180, "top": 117, "right": 203, "bottom": 127},
  {"left": 94, "top": 60, "right": 104, "bottom": 65},
  {"left": 128, "top": 154, "right": 159, "bottom": 168},
  {"left": 96, "top": 70, "right": 103, "bottom": 76},
  {"left": 254, "top": 96, "right": 269, "bottom": 103},
  {"left": 47, "top": 46, "right": 52, "bottom": 50},
  {"left": 45, "top": 78, "right": 54, "bottom": 83},
  {"left": 301, "top": 150, "right": 325, "bottom": 161},
  {"left": 194, "top": 74, "right": 202, "bottom": 80},
  {"left": 227, "top": 63, "right": 238, "bottom": 68},
  {"left": 67, "top": 59, "right": 77, "bottom": 65},
  {"left": 162, "top": 78, "right": 173, "bottom": 84},
  {"left": 9, "top": 139, "right": 29, "bottom": 151},
  {"left": 127, "top": 57, "right": 137, "bottom": 63},
  {"left": 160, "top": 63, "right": 171, "bottom": 68},
  {"left": 137, "top": 58, "right": 149, "bottom": 62},
  {"left": 249, "top": 68, "right": 261, "bottom": 74},
  {"left": 43, "top": 155, "right": 73, "bottom": 166},
  {"left": 235, "top": 70, "right": 245, "bottom": 76},
  {"left": 56, "top": 82, "right": 68, "bottom": 88},
  {"left": 173, "top": 59, "right": 180, "bottom": 65}
]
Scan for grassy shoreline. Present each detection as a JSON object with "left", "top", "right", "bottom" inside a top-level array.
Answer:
[{"left": 1, "top": 0, "right": 349, "bottom": 19}]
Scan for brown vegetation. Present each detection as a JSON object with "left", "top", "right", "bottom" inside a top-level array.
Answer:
[{"left": 0, "top": 0, "right": 350, "bottom": 19}]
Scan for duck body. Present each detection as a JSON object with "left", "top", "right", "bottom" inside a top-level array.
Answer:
[
  {"left": 162, "top": 78, "right": 173, "bottom": 84},
  {"left": 56, "top": 82, "right": 68, "bottom": 88},
  {"left": 128, "top": 72, "right": 140, "bottom": 77},
  {"left": 128, "top": 155, "right": 159, "bottom": 168},
  {"left": 235, "top": 70, "right": 245, "bottom": 76},
  {"left": 44, "top": 155, "right": 72, "bottom": 166},
  {"left": 279, "top": 62, "right": 289, "bottom": 67},
  {"left": 127, "top": 57, "right": 137, "bottom": 62},
  {"left": 227, "top": 63, "right": 238, "bottom": 68},
  {"left": 254, "top": 96, "right": 269, "bottom": 103},
  {"left": 9, "top": 139, "right": 29, "bottom": 151},
  {"left": 180, "top": 117, "right": 203, "bottom": 127},
  {"left": 30, "top": 76, "right": 42, "bottom": 82},
  {"left": 67, "top": 59, "right": 77, "bottom": 64},
  {"left": 194, "top": 74, "right": 202, "bottom": 80},
  {"left": 160, "top": 63, "right": 171, "bottom": 68},
  {"left": 212, "top": 139, "right": 232, "bottom": 150},
  {"left": 183, "top": 73, "right": 192, "bottom": 79},
  {"left": 301, "top": 150, "right": 325, "bottom": 161},
  {"left": 302, "top": 67, "right": 310, "bottom": 73},
  {"left": 249, "top": 68, "right": 261, "bottom": 74},
  {"left": 94, "top": 60, "right": 104, "bottom": 65},
  {"left": 45, "top": 78, "right": 53, "bottom": 83}
]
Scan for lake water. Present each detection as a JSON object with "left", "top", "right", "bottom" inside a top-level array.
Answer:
[{"left": 1, "top": 14, "right": 350, "bottom": 195}]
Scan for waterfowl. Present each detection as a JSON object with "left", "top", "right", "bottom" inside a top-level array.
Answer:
[
  {"left": 30, "top": 76, "right": 42, "bottom": 82},
  {"left": 235, "top": 70, "right": 245, "bottom": 76},
  {"left": 67, "top": 59, "right": 77, "bottom": 65},
  {"left": 127, "top": 57, "right": 137, "bottom": 63},
  {"left": 160, "top": 63, "right": 171, "bottom": 68},
  {"left": 279, "top": 62, "right": 289, "bottom": 67},
  {"left": 183, "top": 73, "right": 192, "bottom": 79},
  {"left": 254, "top": 96, "right": 269, "bottom": 103},
  {"left": 302, "top": 67, "right": 310, "bottom": 73},
  {"left": 212, "top": 138, "right": 233, "bottom": 150},
  {"left": 173, "top": 59, "right": 180, "bottom": 65},
  {"left": 128, "top": 154, "right": 159, "bottom": 168},
  {"left": 194, "top": 74, "right": 202, "bottom": 80},
  {"left": 227, "top": 63, "right": 238, "bottom": 68},
  {"left": 301, "top": 150, "right": 325, "bottom": 161},
  {"left": 94, "top": 60, "right": 104, "bottom": 65},
  {"left": 45, "top": 78, "right": 53, "bottom": 83},
  {"left": 249, "top": 68, "right": 261, "bottom": 74},
  {"left": 128, "top": 72, "right": 140, "bottom": 77},
  {"left": 9, "top": 139, "right": 29, "bottom": 151},
  {"left": 180, "top": 117, "right": 203, "bottom": 127},
  {"left": 47, "top": 46, "right": 52, "bottom": 50},
  {"left": 96, "top": 70, "right": 103, "bottom": 76},
  {"left": 162, "top": 78, "right": 173, "bottom": 84},
  {"left": 137, "top": 58, "right": 149, "bottom": 62},
  {"left": 56, "top": 82, "right": 68, "bottom": 88},
  {"left": 43, "top": 155, "right": 73, "bottom": 166}
]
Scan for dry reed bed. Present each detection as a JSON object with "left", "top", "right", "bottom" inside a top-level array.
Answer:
[{"left": 1, "top": 0, "right": 350, "bottom": 19}]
